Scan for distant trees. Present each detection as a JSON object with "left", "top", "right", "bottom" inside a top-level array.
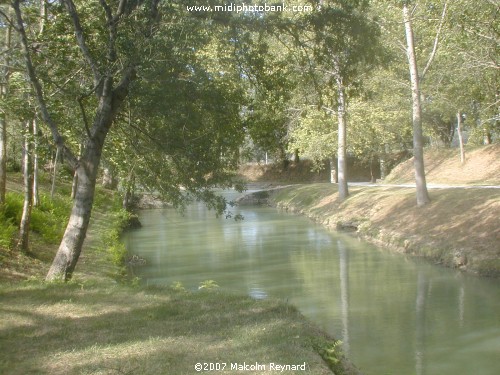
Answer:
[{"left": 287, "top": 0, "right": 497, "bottom": 204}]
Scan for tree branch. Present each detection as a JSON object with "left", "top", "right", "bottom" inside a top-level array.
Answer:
[
  {"left": 62, "top": 0, "right": 101, "bottom": 86},
  {"left": 421, "top": 1, "right": 448, "bottom": 80},
  {"left": 11, "top": 0, "right": 78, "bottom": 169},
  {"left": 0, "top": 8, "right": 15, "bottom": 29},
  {"left": 77, "top": 96, "right": 92, "bottom": 140}
]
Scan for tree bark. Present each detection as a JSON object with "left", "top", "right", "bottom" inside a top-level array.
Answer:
[
  {"left": 32, "top": 119, "right": 40, "bottom": 206},
  {"left": 457, "top": 111, "right": 465, "bottom": 164},
  {"left": 50, "top": 146, "right": 59, "bottom": 199},
  {"left": 0, "top": 6, "right": 12, "bottom": 205},
  {"left": 17, "top": 120, "right": 33, "bottom": 253},
  {"left": 45, "top": 73, "right": 134, "bottom": 281},
  {"left": 336, "top": 74, "right": 349, "bottom": 200},
  {"left": 0, "top": 114, "right": 6, "bottom": 205},
  {"left": 403, "top": 4, "right": 430, "bottom": 207},
  {"left": 122, "top": 171, "right": 135, "bottom": 211},
  {"left": 379, "top": 144, "right": 389, "bottom": 180},
  {"left": 330, "top": 157, "right": 338, "bottom": 184},
  {"left": 102, "top": 163, "right": 117, "bottom": 189},
  {"left": 46, "top": 143, "right": 101, "bottom": 280}
]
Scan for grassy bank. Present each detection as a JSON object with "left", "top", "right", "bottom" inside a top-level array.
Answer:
[
  {"left": 0, "top": 280, "right": 345, "bottom": 374},
  {"left": 267, "top": 184, "right": 500, "bottom": 277},
  {"left": 0, "top": 175, "right": 353, "bottom": 375}
]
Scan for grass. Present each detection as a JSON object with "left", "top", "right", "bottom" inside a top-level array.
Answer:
[
  {"left": 0, "top": 281, "right": 338, "bottom": 375},
  {"left": 0, "top": 172, "right": 349, "bottom": 375}
]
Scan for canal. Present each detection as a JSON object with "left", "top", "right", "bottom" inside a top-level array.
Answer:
[{"left": 124, "top": 193, "right": 500, "bottom": 375}]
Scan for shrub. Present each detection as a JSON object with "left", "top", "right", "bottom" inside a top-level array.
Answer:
[
  {"left": 2, "top": 192, "right": 72, "bottom": 245},
  {"left": 0, "top": 207, "right": 17, "bottom": 249},
  {"left": 31, "top": 194, "right": 72, "bottom": 244}
]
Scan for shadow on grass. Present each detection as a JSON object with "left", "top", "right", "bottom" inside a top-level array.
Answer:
[{"left": 0, "top": 284, "right": 332, "bottom": 375}]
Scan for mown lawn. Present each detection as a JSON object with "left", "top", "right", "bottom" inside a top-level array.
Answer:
[{"left": 0, "top": 280, "right": 337, "bottom": 375}]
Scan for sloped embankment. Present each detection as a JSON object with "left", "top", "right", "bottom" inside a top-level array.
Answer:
[
  {"left": 265, "top": 183, "right": 500, "bottom": 277},
  {"left": 385, "top": 144, "right": 500, "bottom": 185}
]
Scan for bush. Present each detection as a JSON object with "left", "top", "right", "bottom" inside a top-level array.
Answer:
[
  {"left": 2, "top": 192, "right": 72, "bottom": 245},
  {"left": 102, "top": 209, "right": 133, "bottom": 266},
  {"left": 30, "top": 194, "right": 72, "bottom": 244},
  {"left": 3, "top": 193, "right": 24, "bottom": 225},
  {"left": 0, "top": 206, "right": 17, "bottom": 249}
]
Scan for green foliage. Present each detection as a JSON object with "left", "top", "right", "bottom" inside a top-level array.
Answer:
[
  {"left": 313, "top": 338, "right": 344, "bottom": 374},
  {"left": 30, "top": 194, "right": 72, "bottom": 244},
  {"left": 0, "top": 205, "right": 17, "bottom": 249},
  {"left": 170, "top": 281, "right": 187, "bottom": 292},
  {"left": 2, "top": 193, "right": 23, "bottom": 225},
  {"left": 102, "top": 209, "right": 132, "bottom": 268},
  {"left": 198, "top": 280, "right": 220, "bottom": 291},
  {"left": 1, "top": 192, "right": 71, "bottom": 245}
]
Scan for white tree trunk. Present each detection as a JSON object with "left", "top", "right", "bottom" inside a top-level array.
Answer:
[
  {"left": 0, "top": 113, "right": 6, "bottom": 205},
  {"left": 0, "top": 7, "right": 12, "bottom": 205},
  {"left": 50, "top": 146, "right": 60, "bottom": 199},
  {"left": 18, "top": 121, "right": 33, "bottom": 252},
  {"left": 403, "top": 4, "right": 430, "bottom": 207},
  {"left": 32, "top": 119, "right": 40, "bottom": 206},
  {"left": 330, "top": 157, "right": 338, "bottom": 184},
  {"left": 336, "top": 75, "right": 349, "bottom": 200},
  {"left": 457, "top": 111, "right": 465, "bottom": 164}
]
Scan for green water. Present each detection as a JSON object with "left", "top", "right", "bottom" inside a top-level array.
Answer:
[{"left": 124, "top": 195, "right": 500, "bottom": 375}]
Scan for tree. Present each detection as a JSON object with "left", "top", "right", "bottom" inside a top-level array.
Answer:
[
  {"left": 285, "top": 1, "right": 381, "bottom": 198},
  {"left": 0, "top": 5, "right": 12, "bottom": 206},
  {"left": 17, "top": 119, "right": 33, "bottom": 252},
  {"left": 12, "top": 0, "right": 249, "bottom": 280},
  {"left": 402, "top": 2, "right": 431, "bottom": 206}
]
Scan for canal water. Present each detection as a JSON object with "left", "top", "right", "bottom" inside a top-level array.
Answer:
[{"left": 123, "top": 194, "right": 500, "bottom": 375}]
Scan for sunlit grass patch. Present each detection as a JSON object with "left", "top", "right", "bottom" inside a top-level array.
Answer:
[{"left": 0, "top": 282, "right": 336, "bottom": 374}]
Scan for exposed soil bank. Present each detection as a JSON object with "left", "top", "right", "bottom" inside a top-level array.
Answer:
[{"left": 250, "top": 184, "right": 500, "bottom": 277}]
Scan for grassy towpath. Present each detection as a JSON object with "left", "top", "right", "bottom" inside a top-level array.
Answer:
[{"left": 1, "top": 176, "right": 354, "bottom": 375}]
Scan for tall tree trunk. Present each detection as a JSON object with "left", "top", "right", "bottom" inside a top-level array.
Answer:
[
  {"left": 379, "top": 144, "right": 389, "bottom": 180},
  {"left": 46, "top": 76, "right": 125, "bottom": 281},
  {"left": 330, "top": 157, "right": 338, "bottom": 184},
  {"left": 369, "top": 156, "right": 377, "bottom": 183},
  {"left": 50, "top": 146, "right": 59, "bottom": 199},
  {"left": 46, "top": 134, "right": 107, "bottom": 281},
  {"left": 46, "top": 152, "right": 99, "bottom": 280},
  {"left": 123, "top": 171, "right": 135, "bottom": 211},
  {"left": 102, "top": 163, "right": 117, "bottom": 189},
  {"left": 32, "top": 119, "right": 40, "bottom": 206},
  {"left": 17, "top": 120, "right": 33, "bottom": 252},
  {"left": 71, "top": 143, "right": 83, "bottom": 199},
  {"left": 403, "top": 4, "right": 430, "bottom": 207},
  {"left": 0, "top": 114, "right": 6, "bottom": 205},
  {"left": 39, "top": 0, "right": 47, "bottom": 34},
  {"left": 0, "top": 7, "right": 12, "bottom": 205},
  {"left": 336, "top": 74, "right": 349, "bottom": 200},
  {"left": 457, "top": 111, "right": 465, "bottom": 164}
]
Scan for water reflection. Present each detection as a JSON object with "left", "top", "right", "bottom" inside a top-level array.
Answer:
[
  {"left": 124, "top": 202, "right": 500, "bottom": 375},
  {"left": 338, "top": 240, "right": 350, "bottom": 356}
]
